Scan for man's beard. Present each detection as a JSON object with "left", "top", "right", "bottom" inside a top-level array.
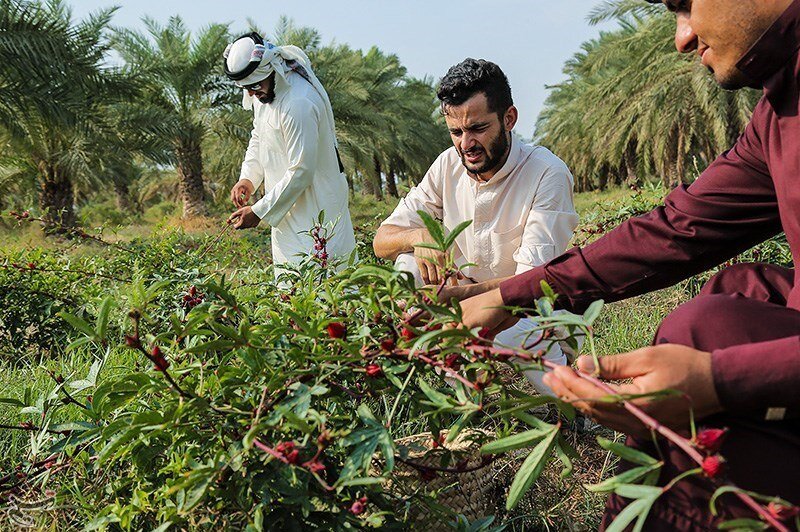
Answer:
[
  {"left": 256, "top": 75, "right": 277, "bottom": 104},
  {"left": 460, "top": 125, "right": 510, "bottom": 175}
]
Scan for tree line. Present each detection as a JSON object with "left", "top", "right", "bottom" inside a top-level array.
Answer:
[
  {"left": 535, "top": 0, "right": 761, "bottom": 192},
  {"left": 0, "top": 1, "right": 450, "bottom": 228}
]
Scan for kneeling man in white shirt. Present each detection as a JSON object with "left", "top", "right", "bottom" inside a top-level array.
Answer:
[{"left": 373, "top": 58, "right": 579, "bottom": 394}]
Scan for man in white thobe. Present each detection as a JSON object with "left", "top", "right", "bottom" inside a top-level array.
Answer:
[
  {"left": 374, "top": 59, "right": 579, "bottom": 394},
  {"left": 224, "top": 33, "right": 356, "bottom": 274}
]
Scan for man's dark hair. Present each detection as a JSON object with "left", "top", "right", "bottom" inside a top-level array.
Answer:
[{"left": 437, "top": 58, "right": 513, "bottom": 117}]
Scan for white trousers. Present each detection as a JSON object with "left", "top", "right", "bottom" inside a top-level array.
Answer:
[{"left": 395, "top": 253, "right": 566, "bottom": 395}]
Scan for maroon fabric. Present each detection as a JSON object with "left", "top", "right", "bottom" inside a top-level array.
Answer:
[
  {"left": 500, "top": 0, "right": 800, "bottom": 416},
  {"left": 600, "top": 264, "right": 800, "bottom": 531},
  {"left": 495, "top": 2, "right": 800, "bottom": 528}
]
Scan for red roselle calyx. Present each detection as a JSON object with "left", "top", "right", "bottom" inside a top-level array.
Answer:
[
  {"left": 768, "top": 501, "right": 800, "bottom": 522},
  {"left": 695, "top": 427, "right": 728, "bottom": 454},
  {"left": 150, "top": 346, "right": 170, "bottom": 372},
  {"left": 444, "top": 353, "right": 460, "bottom": 368},
  {"left": 349, "top": 496, "right": 368, "bottom": 515},
  {"left": 276, "top": 441, "right": 300, "bottom": 464},
  {"left": 303, "top": 459, "right": 326, "bottom": 474},
  {"left": 327, "top": 322, "right": 347, "bottom": 339},
  {"left": 701, "top": 455, "right": 725, "bottom": 478},
  {"left": 400, "top": 326, "right": 416, "bottom": 341},
  {"left": 125, "top": 335, "right": 141, "bottom": 349},
  {"left": 364, "top": 364, "right": 383, "bottom": 378},
  {"left": 380, "top": 338, "right": 395, "bottom": 352}
]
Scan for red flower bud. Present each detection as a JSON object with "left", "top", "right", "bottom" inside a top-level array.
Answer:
[
  {"left": 401, "top": 326, "right": 416, "bottom": 341},
  {"left": 349, "top": 497, "right": 368, "bottom": 515},
  {"left": 701, "top": 455, "right": 725, "bottom": 478},
  {"left": 365, "top": 364, "right": 383, "bottom": 378},
  {"left": 303, "top": 459, "right": 326, "bottom": 474},
  {"left": 768, "top": 501, "right": 800, "bottom": 522},
  {"left": 380, "top": 338, "right": 395, "bottom": 352},
  {"left": 285, "top": 449, "right": 300, "bottom": 464},
  {"left": 151, "top": 345, "right": 162, "bottom": 358},
  {"left": 444, "top": 353, "right": 460, "bottom": 368},
  {"left": 189, "top": 286, "right": 197, "bottom": 297},
  {"left": 276, "top": 441, "right": 295, "bottom": 454},
  {"left": 124, "top": 335, "right": 141, "bottom": 349},
  {"left": 477, "top": 327, "right": 494, "bottom": 340},
  {"left": 695, "top": 427, "right": 728, "bottom": 454},
  {"left": 327, "top": 322, "right": 347, "bottom": 339},
  {"left": 153, "top": 355, "right": 170, "bottom": 372},
  {"left": 27, "top": 262, "right": 36, "bottom": 270}
]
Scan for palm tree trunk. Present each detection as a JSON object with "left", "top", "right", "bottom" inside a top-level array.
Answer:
[
  {"left": 371, "top": 155, "right": 384, "bottom": 201},
  {"left": 386, "top": 167, "right": 398, "bottom": 198},
  {"left": 39, "top": 165, "right": 76, "bottom": 230},
  {"left": 114, "top": 181, "right": 139, "bottom": 213},
  {"left": 623, "top": 142, "right": 639, "bottom": 188},
  {"left": 176, "top": 139, "right": 206, "bottom": 218}
]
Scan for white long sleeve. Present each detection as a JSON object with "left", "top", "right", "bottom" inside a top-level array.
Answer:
[{"left": 251, "top": 97, "right": 319, "bottom": 226}]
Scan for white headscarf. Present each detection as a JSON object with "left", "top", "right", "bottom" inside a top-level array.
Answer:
[{"left": 224, "top": 38, "right": 337, "bottom": 136}]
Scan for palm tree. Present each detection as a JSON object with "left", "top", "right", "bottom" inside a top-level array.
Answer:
[
  {"left": 536, "top": 0, "right": 759, "bottom": 190},
  {"left": 112, "top": 16, "right": 230, "bottom": 218},
  {"left": 0, "top": 0, "right": 134, "bottom": 229}
]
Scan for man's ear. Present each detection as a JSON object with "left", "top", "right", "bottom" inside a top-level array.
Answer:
[{"left": 503, "top": 106, "right": 518, "bottom": 132}]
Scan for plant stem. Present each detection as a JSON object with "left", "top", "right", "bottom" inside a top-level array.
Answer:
[{"left": 386, "top": 366, "right": 415, "bottom": 428}]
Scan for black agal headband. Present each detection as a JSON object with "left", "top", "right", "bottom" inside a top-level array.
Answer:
[{"left": 223, "top": 32, "right": 267, "bottom": 81}]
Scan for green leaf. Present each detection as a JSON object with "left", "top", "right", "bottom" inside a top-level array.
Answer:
[
  {"left": 58, "top": 311, "right": 97, "bottom": 339},
  {"left": 0, "top": 397, "right": 24, "bottom": 407},
  {"left": 586, "top": 463, "right": 662, "bottom": 493},
  {"left": 582, "top": 299, "right": 604, "bottom": 325},
  {"left": 443, "top": 219, "right": 473, "bottom": 251},
  {"left": 480, "top": 429, "right": 549, "bottom": 454},
  {"left": 506, "top": 426, "right": 559, "bottom": 510},
  {"left": 95, "top": 296, "right": 114, "bottom": 340},
  {"left": 418, "top": 210, "right": 445, "bottom": 248},
  {"left": 613, "top": 484, "right": 662, "bottom": 499},
  {"left": 178, "top": 466, "right": 217, "bottom": 513},
  {"left": 555, "top": 436, "right": 576, "bottom": 478},
  {"left": 417, "top": 378, "right": 453, "bottom": 408},
  {"left": 597, "top": 437, "right": 658, "bottom": 466},
  {"left": 184, "top": 339, "right": 236, "bottom": 354},
  {"left": 604, "top": 495, "right": 658, "bottom": 532},
  {"left": 337, "top": 477, "right": 386, "bottom": 488},
  {"left": 717, "top": 519, "right": 769, "bottom": 531}
]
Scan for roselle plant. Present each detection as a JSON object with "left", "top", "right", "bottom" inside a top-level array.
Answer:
[{"left": 1, "top": 211, "right": 797, "bottom": 531}]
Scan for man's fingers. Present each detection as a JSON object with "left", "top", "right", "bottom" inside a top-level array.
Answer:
[{"left": 576, "top": 349, "right": 653, "bottom": 381}]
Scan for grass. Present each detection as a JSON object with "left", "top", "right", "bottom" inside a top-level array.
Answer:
[{"left": 0, "top": 185, "right": 689, "bottom": 530}]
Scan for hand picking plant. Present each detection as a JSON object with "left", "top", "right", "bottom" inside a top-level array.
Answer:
[{"left": 1, "top": 211, "right": 797, "bottom": 530}]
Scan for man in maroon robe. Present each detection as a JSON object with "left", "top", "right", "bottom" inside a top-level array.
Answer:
[{"left": 459, "top": 0, "right": 800, "bottom": 528}]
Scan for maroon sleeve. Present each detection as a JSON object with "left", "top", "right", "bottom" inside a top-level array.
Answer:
[
  {"left": 500, "top": 99, "right": 782, "bottom": 314},
  {"left": 712, "top": 336, "right": 800, "bottom": 413}
]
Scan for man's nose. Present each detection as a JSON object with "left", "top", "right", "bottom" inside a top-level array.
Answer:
[
  {"left": 247, "top": 89, "right": 256, "bottom": 96},
  {"left": 460, "top": 133, "right": 476, "bottom": 152},
  {"left": 674, "top": 12, "right": 698, "bottom": 53}
]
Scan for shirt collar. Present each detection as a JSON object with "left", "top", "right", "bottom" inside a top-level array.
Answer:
[
  {"left": 469, "top": 134, "right": 521, "bottom": 186},
  {"left": 737, "top": 0, "right": 800, "bottom": 110}
]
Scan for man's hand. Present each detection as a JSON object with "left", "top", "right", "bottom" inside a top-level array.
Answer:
[
  {"left": 459, "top": 288, "right": 518, "bottom": 335},
  {"left": 230, "top": 179, "right": 255, "bottom": 208},
  {"left": 413, "top": 242, "right": 448, "bottom": 285},
  {"left": 542, "top": 345, "right": 723, "bottom": 438},
  {"left": 228, "top": 206, "right": 261, "bottom": 229}
]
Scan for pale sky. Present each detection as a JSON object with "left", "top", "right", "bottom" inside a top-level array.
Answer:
[{"left": 71, "top": 1, "right": 618, "bottom": 138}]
